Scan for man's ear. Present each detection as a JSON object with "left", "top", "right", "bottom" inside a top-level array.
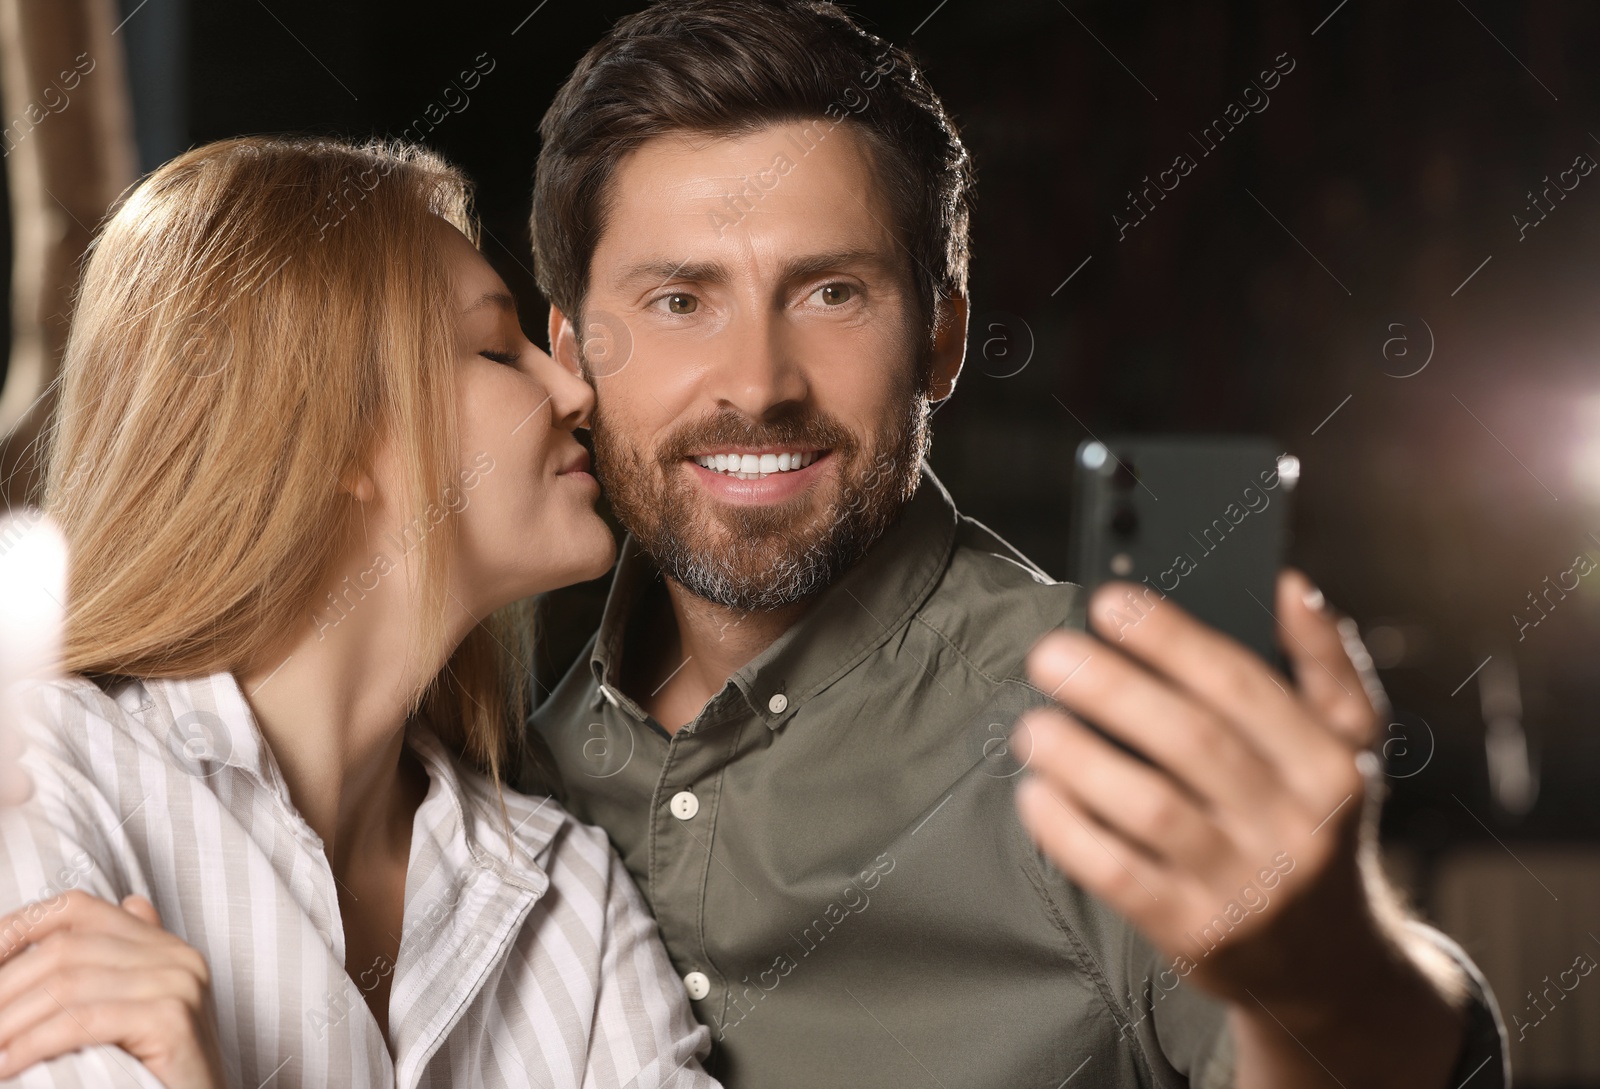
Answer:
[
  {"left": 548, "top": 304, "right": 583, "bottom": 378},
  {"left": 927, "top": 292, "right": 968, "bottom": 403}
]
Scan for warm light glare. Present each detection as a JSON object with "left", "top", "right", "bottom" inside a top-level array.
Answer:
[
  {"left": 1570, "top": 393, "right": 1600, "bottom": 503},
  {"left": 0, "top": 511, "right": 67, "bottom": 688}
]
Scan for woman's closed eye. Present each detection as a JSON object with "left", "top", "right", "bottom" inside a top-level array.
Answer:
[{"left": 480, "top": 348, "right": 520, "bottom": 366}]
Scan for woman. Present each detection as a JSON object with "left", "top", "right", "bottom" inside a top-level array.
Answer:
[{"left": 0, "top": 137, "right": 715, "bottom": 1087}]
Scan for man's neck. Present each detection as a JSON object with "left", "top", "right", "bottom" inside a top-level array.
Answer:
[{"left": 622, "top": 576, "right": 810, "bottom": 734}]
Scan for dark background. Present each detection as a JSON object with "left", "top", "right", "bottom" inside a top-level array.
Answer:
[
  {"left": 166, "top": 0, "right": 1600, "bottom": 846},
  {"left": 5, "top": 0, "right": 1598, "bottom": 1077}
]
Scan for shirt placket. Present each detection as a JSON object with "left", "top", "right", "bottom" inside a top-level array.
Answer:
[
  {"left": 254, "top": 777, "right": 349, "bottom": 965},
  {"left": 390, "top": 863, "right": 546, "bottom": 1088},
  {"left": 648, "top": 694, "right": 753, "bottom": 1023}
]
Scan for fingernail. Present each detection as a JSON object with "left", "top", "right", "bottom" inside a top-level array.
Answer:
[{"left": 1302, "top": 582, "right": 1325, "bottom": 612}]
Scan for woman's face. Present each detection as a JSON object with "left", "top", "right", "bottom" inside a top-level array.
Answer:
[{"left": 425, "top": 222, "right": 616, "bottom": 612}]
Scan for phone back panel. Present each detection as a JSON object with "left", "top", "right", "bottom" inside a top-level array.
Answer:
[{"left": 1068, "top": 436, "right": 1290, "bottom": 661}]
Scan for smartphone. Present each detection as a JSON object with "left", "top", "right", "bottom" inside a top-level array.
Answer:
[{"left": 1067, "top": 436, "right": 1296, "bottom": 662}]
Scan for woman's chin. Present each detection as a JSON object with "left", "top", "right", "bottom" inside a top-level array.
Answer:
[
  {"left": 523, "top": 533, "right": 619, "bottom": 596},
  {"left": 580, "top": 531, "right": 621, "bottom": 582}
]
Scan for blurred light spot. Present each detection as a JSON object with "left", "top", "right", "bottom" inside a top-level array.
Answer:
[
  {"left": 1365, "top": 624, "right": 1407, "bottom": 669},
  {"left": 1478, "top": 654, "right": 1537, "bottom": 818},
  {"left": 1276, "top": 454, "right": 1301, "bottom": 491},
  {"left": 1363, "top": 621, "right": 1434, "bottom": 669},
  {"left": 1569, "top": 393, "right": 1600, "bottom": 502},
  {"left": 0, "top": 512, "right": 67, "bottom": 683}
]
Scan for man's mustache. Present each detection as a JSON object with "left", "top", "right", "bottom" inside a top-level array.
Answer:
[{"left": 646, "top": 410, "right": 860, "bottom": 466}]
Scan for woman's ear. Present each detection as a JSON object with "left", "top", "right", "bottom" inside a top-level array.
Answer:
[
  {"left": 927, "top": 292, "right": 969, "bottom": 403},
  {"left": 548, "top": 304, "right": 583, "bottom": 378},
  {"left": 340, "top": 465, "right": 376, "bottom": 503}
]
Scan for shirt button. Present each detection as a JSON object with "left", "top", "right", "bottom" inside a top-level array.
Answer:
[
  {"left": 683, "top": 971, "right": 711, "bottom": 1000},
  {"left": 768, "top": 692, "right": 789, "bottom": 714},
  {"left": 670, "top": 790, "right": 700, "bottom": 820}
]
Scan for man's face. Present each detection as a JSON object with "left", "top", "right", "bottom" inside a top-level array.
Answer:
[{"left": 571, "top": 122, "right": 937, "bottom": 611}]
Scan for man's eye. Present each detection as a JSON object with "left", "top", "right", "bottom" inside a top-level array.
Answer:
[
  {"left": 663, "top": 293, "right": 698, "bottom": 315},
  {"left": 813, "top": 283, "right": 855, "bottom": 306}
]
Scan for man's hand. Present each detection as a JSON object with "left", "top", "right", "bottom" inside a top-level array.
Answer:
[
  {"left": 0, "top": 890, "right": 226, "bottom": 1088},
  {"left": 1012, "top": 569, "right": 1467, "bottom": 1089}
]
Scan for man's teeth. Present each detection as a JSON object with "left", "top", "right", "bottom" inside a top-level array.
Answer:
[{"left": 691, "top": 451, "right": 821, "bottom": 479}]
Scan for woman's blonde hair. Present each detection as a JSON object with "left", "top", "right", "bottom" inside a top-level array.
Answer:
[{"left": 41, "top": 135, "right": 533, "bottom": 788}]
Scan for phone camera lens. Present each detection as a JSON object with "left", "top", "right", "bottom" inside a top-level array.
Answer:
[{"left": 1110, "top": 504, "right": 1138, "bottom": 538}]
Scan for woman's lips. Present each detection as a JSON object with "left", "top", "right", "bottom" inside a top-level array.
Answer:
[
  {"left": 557, "top": 450, "right": 593, "bottom": 476},
  {"left": 555, "top": 448, "right": 599, "bottom": 493}
]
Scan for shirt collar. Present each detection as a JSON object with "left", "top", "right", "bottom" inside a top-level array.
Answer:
[
  {"left": 589, "top": 460, "right": 960, "bottom": 729},
  {"left": 133, "top": 671, "right": 560, "bottom": 876},
  {"left": 133, "top": 669, "right": 275, "bottom": 783}
]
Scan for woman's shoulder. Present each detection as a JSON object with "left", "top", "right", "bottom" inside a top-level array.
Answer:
[
  {"left": 14, "top": 674, "right": 158, "bottom": 757},
  {"left": 15, "top": 672, "right": 253, "bottom": 786},
  {"left": 3, "top": 677, "right": 175, "bottom": 884}
]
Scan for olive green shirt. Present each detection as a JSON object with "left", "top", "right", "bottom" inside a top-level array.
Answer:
[{"left": 524, "top": 464, "right": 1506, "bottom": 1088}]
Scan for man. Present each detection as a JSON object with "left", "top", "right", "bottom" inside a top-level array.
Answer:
[{"left": 520, "top": 2, "right": 1508, "bottom": 1085}]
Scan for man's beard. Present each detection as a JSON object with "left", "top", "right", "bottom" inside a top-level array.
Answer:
[{"left": 591, "top": 380, "right": 928, "bottom": 613}]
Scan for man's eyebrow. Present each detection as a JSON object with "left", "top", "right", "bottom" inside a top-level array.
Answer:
[
  {"left": 462, "top": 290, "right": 517, "bottom": 315},
  {"left": 613, "top": 250, "right": 895, "bottom": 291},
  {"left": 613, "top": 260, "right": 728, "bottom": 290},
  {"left": 779, "top": 249, "right": 894, "bottom": 281}
]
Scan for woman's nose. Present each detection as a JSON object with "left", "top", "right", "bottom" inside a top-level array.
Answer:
[{"left": 535, "top": 345, "right": 596, "bottom": 431}]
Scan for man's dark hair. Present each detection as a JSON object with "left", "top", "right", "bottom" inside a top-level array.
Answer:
[{"left": 531, "top": 0, "right": 973, "bottom": 337}]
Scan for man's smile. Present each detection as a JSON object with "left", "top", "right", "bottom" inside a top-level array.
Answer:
[
  {"left": 686, "top": 448, "right": 826, "bottom": 479},
  {"left": 681, "top": 449, "right": 833, "bottom": 503}
]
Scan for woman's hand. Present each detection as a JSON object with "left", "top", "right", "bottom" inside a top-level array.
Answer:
[{"left": 0, "top": 890, "right": 227, "bottom": 1088}]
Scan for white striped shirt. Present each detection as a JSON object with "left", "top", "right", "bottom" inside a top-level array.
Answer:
[{"left": 0, "top": 672, "right": 716, "bottom": 1088}]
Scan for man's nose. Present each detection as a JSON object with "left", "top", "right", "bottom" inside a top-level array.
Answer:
[{"left": 706, "top": 307, "right": 808, "bottom": 418}]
